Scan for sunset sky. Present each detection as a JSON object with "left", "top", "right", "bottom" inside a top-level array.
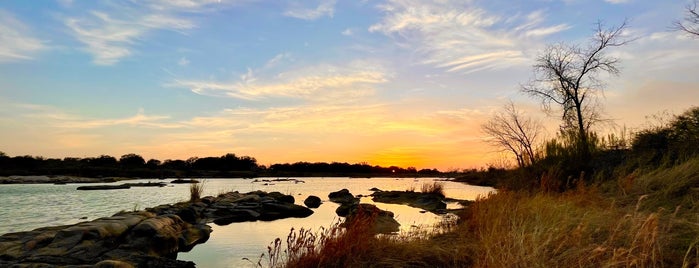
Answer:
[{"left": 0, "top": 0, "right": 697, "bottom": 170}]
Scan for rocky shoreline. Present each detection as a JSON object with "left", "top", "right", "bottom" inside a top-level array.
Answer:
[
  {"left": 0, "top": 176, "right": 132, "bottom": 184},
  {"left": 0, "top": 190, "right": 314, "bottom": 267},
  {"left": 0, "top": 182, "right": 470, "bottom": 267}
]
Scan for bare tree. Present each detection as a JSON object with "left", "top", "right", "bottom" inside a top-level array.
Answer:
[
  {"left": 674, "top": 0, "right": 699, "bottom": 36},
  {"left": 522, "top": 20, "right": 631, "bottom": 161},
  {"left": 482, "top": 102, "right": 542, "bottom": 168}
]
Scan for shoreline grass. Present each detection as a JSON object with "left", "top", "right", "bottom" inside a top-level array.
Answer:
[
  {"left": 189, "top": 179, "right": 205, "bottom": 202},
  {"left": 264, "top": 156, "right": 699, "bottom": 268}
]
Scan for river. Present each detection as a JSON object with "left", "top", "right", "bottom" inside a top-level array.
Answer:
[{"left": 0, "top": 177, "right": 494, "bottom": 267}]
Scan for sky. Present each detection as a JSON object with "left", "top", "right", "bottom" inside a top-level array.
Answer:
[{"left": 0, "top": 0, "right": 697, "bottom": 170}]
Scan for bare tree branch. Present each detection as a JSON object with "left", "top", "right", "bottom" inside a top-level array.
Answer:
[
  {"left": 521, "top": 20, "right": 631, "bottom": 161},
  {"left": 674, "top": 0, "right": 699, "bottom": 36},
  {"left": 482, "top": 102, "right": 543, "bottom": 168}
]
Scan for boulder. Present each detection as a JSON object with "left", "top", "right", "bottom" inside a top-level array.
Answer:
[
  {"left": 0, "top": 190, "right": 317, "bottom": 267},
  {"left": 303, "top": 195, "right": 322, "bottom": 208},
  {"left": 76, "top": 185, "right": 131, "bottom": 190},
  {"left": 343, "top": 203, "right": 400, "bottom": 234},
  {"left": 328, "top": 189, "right": 359, "bottom": 204},
  {"left": 371, "top": 190, "right": 447, "bottom": 213}
]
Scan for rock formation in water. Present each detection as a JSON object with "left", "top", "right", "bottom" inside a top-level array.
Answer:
[
  {"left": 370, "top": 190, "right": 449, "bottom": 213},
  {"left": 0, "top": 190, "right": 313, "bottom": 267},
  {"left": 328, "top": 189, "right": 400, "bottom": 234},
  {"left": 303, "top": 195, "right": 322, "bottom": 208}
]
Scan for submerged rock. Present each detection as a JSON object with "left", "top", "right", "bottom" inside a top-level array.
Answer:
[
  {"left": 76, "top": 184, "right": 131, "bottom": 190},
  {"left": 304, "top": 195, "right": 322, "bottom": 208}
]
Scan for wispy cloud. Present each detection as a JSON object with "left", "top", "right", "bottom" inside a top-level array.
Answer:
[
  {"left": 178, "top": 57, "right": 190, "bottom": 66},
  {"left": 604, "top": 0, "right": 630, "bottom": 4},
  {"left": 369, "top": 0, "right": 570, "bottom": 73},
  {"left": 0, "top": 10, "right": 45, "bottom": 63},
  {"left": 12, "top": 103, "right": 182, "bottom": 129},
  {"left": 284, "top": 0, "right": 336, "bottom": 20},
  {"left": 64, "top": 1, "right": 229, "bottom": 65},
  {"left": 170, "top": 60, "right": 388, "bottom": 101}
]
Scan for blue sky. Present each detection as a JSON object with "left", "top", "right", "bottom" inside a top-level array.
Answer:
[{"left": 0, "top": 0, "right": 697, "bottom": 170}]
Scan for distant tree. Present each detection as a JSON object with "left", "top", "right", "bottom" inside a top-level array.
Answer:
[
  {"left": 674, "top": 0, "right": 699, "bottom": 36},
  {"left": 146, "top": 159, "right": 162, "bottom": 169},
  {"left": 92, "top": 155, "right": 117, "bottom": 167},
  {"left": 119, "top": 153, "right": 145, "bottom": 168},
  {"left": 0, "top": 151, "right": 6, "bottom": 158},
  {"left": 162, "top": 159, "right": 187, "bottom": 170},
  {"left": 482, "top": 102, "right": 543, "bottom": 168},
  {"left": 522, "top": 20, "right": 631, "bottom": 162}
]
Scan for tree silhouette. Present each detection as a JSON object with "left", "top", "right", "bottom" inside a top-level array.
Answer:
[
  {"left": 482, "top": 102, "right": 542, "bottom": 168},
  {"left": 522, "top": 20, "right": 631, "bottom": 162}
]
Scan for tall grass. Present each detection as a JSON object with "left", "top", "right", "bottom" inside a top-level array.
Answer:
[
  {"left": 261, "top": 208, "right": 469, "bottom": 268},
  {"left": 189, "top": 180, "right": 205, "bottom": 202},
  {"left": 460, "top": 187, "right": 677, "bottom": 267},
  {"left": 267, "top": 156, "right": 699, "bottom": 268},
  {"left": 420, "top": 181, "right": 445, "bottom": 197}
]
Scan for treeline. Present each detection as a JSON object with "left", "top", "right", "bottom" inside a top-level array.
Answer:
[
  {"left": 459, "top": 106, "right": 699, "bottom": 190},
  {"left": 0, "top": 152, "right": 441, "bottom": 178}
]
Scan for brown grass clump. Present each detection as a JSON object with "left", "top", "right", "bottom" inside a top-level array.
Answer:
[
  {"left": 189, "top": 180, "right": 205, "bottom": 202},
  {"left": 420, "top": 181, "right": 445, "bottom": 197}
]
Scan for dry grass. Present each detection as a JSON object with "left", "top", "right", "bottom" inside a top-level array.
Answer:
[
  {"left": 267, "top": 157, "right": 699, "bottom": 268},
  {"left": 420, "top": 181, "right": 445, "bottom": 197},
  {"left": 260, "top": 208, "right": 470, "bottom": 268},
  {"left": 459, "top": 187, "right": 678, "bottom": 267},
  {"left": 189, "top": 180, "right": 205, "bottom": 202}
]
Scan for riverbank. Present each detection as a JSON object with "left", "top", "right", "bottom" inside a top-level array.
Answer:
[
  {"left": 0, "top": 175, "right": 134, "bottom": 184},
  {"left": 270, "top": 157, "right": 699, "bottom": 267}
]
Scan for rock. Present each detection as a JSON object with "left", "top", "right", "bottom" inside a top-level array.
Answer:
[
  {"left": 170, "top": 179, "right": 200, "bottom": 184},
  {"left": 371, "top": 190, "right": 447, "bottom": 213},
  {"left": 95, "top": 259, "right": 137, "bottom": 268},
  {"left": 259, "top": 203, "right": 313, "bottom": 221},
  {"left": 328, "top": 189, "right": 359, "bottom": 204},
  {"left": 77, "top": 185, "right": 131, "bottom": 190},
  {"left": 303, "top": 195, "right": 322, "bottom": 208},
  {"left": 0, "top": 190, "right": 317, "bottom": 267},
  {"left": 343, "top": 203, "right": 400, "bottom": 234},
  {"left": 267, "top": 191, "right": 295, "bottom": 204},
  {"left": 122, "top": 182, "right": 167, "bottom": 187}
]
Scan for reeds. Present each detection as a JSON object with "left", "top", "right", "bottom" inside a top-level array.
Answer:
[
  {"left": 189, "top": 180, "right": 205, "bottom": 202},
  {"left": 420, "top": 181, "right": 445, "bottom": 197}
]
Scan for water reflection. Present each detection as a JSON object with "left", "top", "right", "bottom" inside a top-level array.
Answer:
[
  {"left": 176, "top": 177, "right": 494, "bottom": 267},
  {"left": 0, "top": 177, "right": 493, "bottom": 267}
]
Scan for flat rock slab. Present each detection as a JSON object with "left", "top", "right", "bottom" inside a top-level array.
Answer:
[
  {"left": 0, "top": 190, "right": 314, "bottom": 267},
  {"left": 370, "top": 190, "right": 448, "bottom": 213}
]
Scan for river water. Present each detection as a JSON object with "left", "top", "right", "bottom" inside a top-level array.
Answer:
[{"left": 0, "top": 177, "right": 494, "bottom": 267}]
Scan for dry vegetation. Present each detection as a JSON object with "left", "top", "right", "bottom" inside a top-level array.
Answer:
[
  {"left": 189, "top": 180, "right": 205, "bottom": 202},
  {"left": 261, "top": 156, "right": 699, "bottom": 268}
]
